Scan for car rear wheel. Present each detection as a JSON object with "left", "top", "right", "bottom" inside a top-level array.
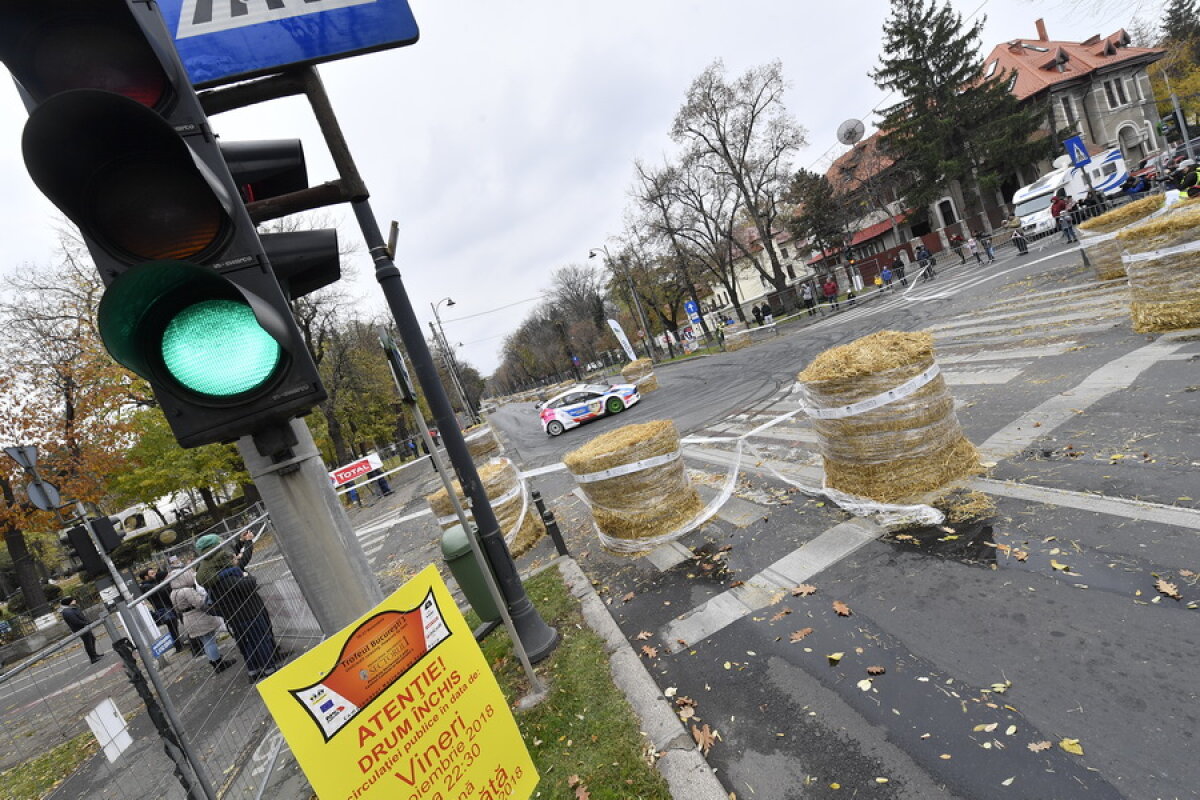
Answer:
[
  {"left": 605, "top": 396, "right": 625, "bottom": 415},
  {"left": 546, "top": 420, "right": 565, "bottom": 436}
]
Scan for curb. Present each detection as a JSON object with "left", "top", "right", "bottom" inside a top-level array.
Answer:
[{"left": 551, "top": 557, "right": 728, "bottom": 800}]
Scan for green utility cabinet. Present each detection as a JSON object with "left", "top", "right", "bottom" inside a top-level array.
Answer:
[{"left": 441, "top": 524, "right": 501, "bottom": 622}]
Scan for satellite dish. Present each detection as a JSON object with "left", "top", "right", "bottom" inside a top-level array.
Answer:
[{"left": 837, "top": 118, "right": 866, "bottom": 145}]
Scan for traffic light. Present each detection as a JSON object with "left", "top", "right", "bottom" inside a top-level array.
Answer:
[
  {"left": 65, "top": 517, "right": 123, "bottom": 579},
  {"left": 0, "top": 0, "right": 332, "bottom": 448}
]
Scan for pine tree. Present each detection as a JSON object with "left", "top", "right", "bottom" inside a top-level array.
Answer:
[
  {"left": 785, "top": 169, "right": 851, "bottom": 257},
  {"left": 871, "top": 0, "right": 1051, "bottom": 219},
  {"left": 1162, "top": 0, "right": 1200, "bottom": 44}
]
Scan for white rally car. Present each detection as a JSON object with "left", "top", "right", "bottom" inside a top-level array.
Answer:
[{"left": 538, "top": 383, "right": 640, "bottom": 436}]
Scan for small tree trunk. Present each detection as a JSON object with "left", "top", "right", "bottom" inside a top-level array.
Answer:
[{"left": 6, "top": 529, "right": 49, "bottom": 615}]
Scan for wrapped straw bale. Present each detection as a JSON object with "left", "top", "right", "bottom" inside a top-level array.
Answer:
[
  {"left": 463, "top": 424, "right": 503, "bottom": 464},
  {"left": 424, "top": 458, "right": 545, "bottom": 558},
  {"left": 797, "top": 330, "right": 980, "bottom": 503},
  {"left": 564, "top": 420, "right": 702, "bottom": 555},
  {"left": 1078, "top": 195, "right": 1166, "bottom": 281},
  {"left": 724, "top": 331, "right": 751, "bottom": 351},
  {"left": 621, "top": 358, "right": 659, "bottom": 392},
  {"left": 1116, "top": 203, "right": 1200, "bottom": 332}
]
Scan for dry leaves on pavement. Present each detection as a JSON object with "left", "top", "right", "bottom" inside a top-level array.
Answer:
[
  {"left": 789, "top": 627, "right": 814, "bottom": 643},
  {"left": 792, "top": 584, "right": 817, "bottom": 596},
  {"left": 692, "top": 723, "right": 720, "bottom": 755},
  {"left": 1155, "top": 578, "right": 1181, "bottom": 599},
  {"left": 832, "top": 600, "right": 853, "bottom": 617}
]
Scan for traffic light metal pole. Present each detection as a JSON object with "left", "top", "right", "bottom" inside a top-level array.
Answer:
[{"left": 359, "top": 204, "right": 558, "bottom": 661}]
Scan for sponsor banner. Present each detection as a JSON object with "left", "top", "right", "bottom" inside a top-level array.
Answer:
[
  {"left": 258, "top": 565, "right": 537, "bottom": 800},
  {"left": 330, "top": 452, "right": 383, "bottom": 486},
  {"left": 606, "top": 319, "right": 638, "bottom": 362}
]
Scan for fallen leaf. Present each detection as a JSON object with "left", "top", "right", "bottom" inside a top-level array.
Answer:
[
  {"left": 827, "top": 652, "right": 844, "bottom": 665},
  {"left": 1058, "top": 738, "right": 1084, "bottom": 756},
  {"left": 568, "top": 775, "right": 580, "bottom": 787},
  {"left": 790, "top": 628, "right": 814, "bottom": 643},
  {"left": 641, "top": 645, "right": 658, "bottom": 658},
  {"left": 728, "top": 580, "right": 745, "bottom": 588},
  {"left": 792, "top": 584, "right": 817, "bottom": 596},
  {"left": 867, "top": 665, "right": 886, "bottom": 675},
  {"left": 770, "top": 608, "right": 793, "bottom": 622},
  {"left": 575, "top": 786, "right": 591, "bottom": 800},
  {"left": 678, "top": 706, "right": 696, "bottom": 721},
  {"left": 1156, "top": 578, "right": 1182, "bottom": 599},
  {"left": 1179, "top": 569, "right": 1196, "bottom": 578},
  {"left": 857, "top": 678, "right": 873, "bottom": 691},
  {"left": 635, "top": 631, "right": 652, "bottom": 640},
  {"left": 1001, "top": 776, "right": 1015, "bottom": 787},
  {"left": 1014, "top": 549, "right": 1029, "bottom": 562},
  {"left": 940, "top": 753, "right": 952, "bottom": 760},
  {"left": 621, "top": 592, "right": 635, "bottom": 603},
  {"left": 692, "top": 724, "right": 720, "bottom": 755},
  {"left": 1050, "top": 559, "right": 1070, "bottom": 571},
  {"left": 1005, "top": 725, "right": 1017, "bottom": 736},
  {"left": 832, "top": 600, "right": 853, "bottom": 617},
  {"left": 665, "top": 687, "right": 678, "bottom": 697}
]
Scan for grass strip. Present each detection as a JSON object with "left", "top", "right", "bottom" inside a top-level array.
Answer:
[
  {"left": 469, "top": 568, "right": 672, "bottom": 800},
  {"left": 0, "top": 728, "right": 99, "bottom": 800}
]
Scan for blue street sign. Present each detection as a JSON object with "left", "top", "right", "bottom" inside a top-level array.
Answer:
[
  {"left": 1063, "top": 135, "right": 1091, "bottom": 167},
  {"left": 158, "top": 0, "right": 419, "bottom": 88},
  {"left": 152, "top": 633, "right": 176, "bottom": 658},
  {"left": 684, "top": 300, "right": 699, "bottom": 314}
]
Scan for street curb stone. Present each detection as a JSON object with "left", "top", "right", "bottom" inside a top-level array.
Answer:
[{"left": 552, "top": 557, "right": 728, "bottom": 800}]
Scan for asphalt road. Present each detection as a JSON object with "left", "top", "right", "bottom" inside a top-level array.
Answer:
[{"left": 472, "top": 236, "right": 1200, "bottom": 800}]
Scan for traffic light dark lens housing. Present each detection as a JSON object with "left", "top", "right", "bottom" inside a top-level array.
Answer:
[
  {"left": 91, "top": 158, "right": 226, "bottom": 261},
  {"left": 30, "top": 22, "right": 167, "bottom": 107},
  {"left": 162, "top": 299, "right": 282, "bottom": 397}
]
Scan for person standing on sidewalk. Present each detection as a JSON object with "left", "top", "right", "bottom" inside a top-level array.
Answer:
[
  {"left": 950, "top": 233, "right": 967, "bottom": 264},
  {"left": 60, "top": 596, "right": 103, "bottom": 664},
  {"left": 170, "top": 568, "right": 237, "bottom": 674},
  {"left": 965, "top": 235, "right": 983, "bottom": 264},
  {"left": 891, "top": 253, "right": 908, "bottom": 287},
  {"left": 137, "top": 567, "right": 187, "bottom": 654},
  {"left": 195, "top": 535, "right": 281, "bottom": 681},
  {"left": 1050, "top": 190, "right": 1078, "bottom": 243},
  {"left": 822, "top": 276, "right": 840, "bottom": 311},
  {"left": 980, "top": 230, "right": 996, "bottom": 263},
  {"left": 881, "top": 265, "right": 894, "bottom": 290},
  {"left": 751, "top": 305, "right": 763, "bottom": 327},
  {"left": 800, "top": 283, "right": 817, "bottom": 316}
]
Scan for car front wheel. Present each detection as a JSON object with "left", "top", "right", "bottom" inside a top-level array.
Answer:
[
  {"left": 546, "top": 420, "right": 565, "bottom": 436},
  {"left": 605, "top": 396, "right": 625, "bottom": 415}
]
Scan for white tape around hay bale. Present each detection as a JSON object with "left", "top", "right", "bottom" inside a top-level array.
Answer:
[
  {"left": 463, "top": 424, "right": 503, "bottom": 463},
  {"left": 424, "top": 457, "right": 546, "bottom": 557},
  {"left": 1117, "top": 203, "right": 1200, "bottom": 333},
  {"left": 1078, "top": 192, "right": 1179, "bottom": 281},
  {"left": 621, "top": 358, "right": 659, "bottom": 392},
  {"left": 797, "top": 330, "right": 980, "bottom": 504},
  {"left": 564, "top": 420, "right": 703, "bottom": 555}
]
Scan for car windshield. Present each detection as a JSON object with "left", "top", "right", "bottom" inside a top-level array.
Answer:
[{"left": 1015, "top": 192, "right": 1054, "bottom": 217}]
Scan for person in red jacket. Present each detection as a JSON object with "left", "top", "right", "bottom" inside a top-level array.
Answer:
[
  {"left": 822, "top": 277, "right": 840, "bottom": 311},
  {"left": 1050, "top": 189, "right": 1078, "bottom": 243}
]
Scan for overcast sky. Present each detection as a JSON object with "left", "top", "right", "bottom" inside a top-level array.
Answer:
[{"left": 0, "top": 0, "right": 1162, "bottom": 375}]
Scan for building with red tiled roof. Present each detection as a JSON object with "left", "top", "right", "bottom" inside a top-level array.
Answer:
[{"left": 983, "top": 19, "right": 1165, "bottom": 169}]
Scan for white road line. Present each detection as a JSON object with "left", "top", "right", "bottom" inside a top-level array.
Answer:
[
  {"left": 930, "top": 308, "right": 1126, "bottom": 339},
  {"left": 661, "top": 519, "right": 882, "bottom": 653},
  {"left": 941, "top": 368, "right": 1025, "bottom": 385},
  {"left": 970, "top": 478, "right": 1200, "bottom": 532},
  {"left": 977, "top": 332, "right": 1192, "bottom": 463},
  {"left": 937, "top": 343, "right": 1078, "bottom": 363}
]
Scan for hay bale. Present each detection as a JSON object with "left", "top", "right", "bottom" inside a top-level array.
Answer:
[
  {"left": 424, "top": 458, "right": 545, "bottom": 557},
  {"left": 621, "top": 358, "right": 659, "bottom": 392},
  {"left": 797, "top": 330, "right": 980, "bottom": 503},
  {"left": 724, "top": 331, "right": 751, "bottom": 351},
  {"left": 1080, "top": 235, "right": 1126, "bottom": 281},
  {"left": 1116, "top": 204, "right": 1200, "bottom": 332},
  {"left": 564, "top": 420, "right": 702, "bottom": 554},
  {"left": 464, "top": 425, "right": 503, "bottom": 464},
  {"left": 1078, "top": 195, "right": 1165, "bottom": 234}
]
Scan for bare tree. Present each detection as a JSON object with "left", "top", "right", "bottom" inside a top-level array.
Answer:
[{"left": 671, "top": 60, "right": 807, "bottom": 293}]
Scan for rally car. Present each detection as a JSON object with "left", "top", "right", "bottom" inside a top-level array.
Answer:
[{"left": 538, "top": 383, "right": 640, "bottom": 436}]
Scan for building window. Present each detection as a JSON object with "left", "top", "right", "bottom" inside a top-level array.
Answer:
[
  {"left": 780, "top": 247, "right": 789, "bottom": 259},
  {"left": 1060, "top": 96, "right": 1077, "bottom": 128},
  {"left": 1128, "top": 77, "right": 1141, "bottom": 102},
  {"left": 1104, "top": 78, "right": 1128, "bottom": 109}
]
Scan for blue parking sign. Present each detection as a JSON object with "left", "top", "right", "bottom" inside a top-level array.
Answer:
[{"left": 158, "top": 0, "right": 419, "bottom": 88}]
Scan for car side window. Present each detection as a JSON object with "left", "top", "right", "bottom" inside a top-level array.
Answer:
[{"left": 564, "top": 393, "right": 586, "bottom": 405}]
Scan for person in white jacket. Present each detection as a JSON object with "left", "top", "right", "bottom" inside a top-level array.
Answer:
[{"left": 170, "top": 567, "right": 236, "bottom": 673}]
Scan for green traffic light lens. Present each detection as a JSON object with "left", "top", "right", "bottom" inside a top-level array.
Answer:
[{"left": 161, "top": 299, "right": 281, "bottom": 397}]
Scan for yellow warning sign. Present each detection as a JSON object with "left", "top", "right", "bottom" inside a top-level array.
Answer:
[{"left": 258, "top": 564, "right": 537, "bottom": 799}]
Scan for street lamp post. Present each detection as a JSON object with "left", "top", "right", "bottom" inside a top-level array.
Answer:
[
  {"left": 590, "top": 245, "right": 656, "bottom": 362},
  {"left": 431, "top": 298, "right": 479, "bottom": 424}
]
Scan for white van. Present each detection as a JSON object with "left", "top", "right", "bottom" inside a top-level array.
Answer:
[{"left": 1011, "top": 149, "right": 1128, "bottom": 237}]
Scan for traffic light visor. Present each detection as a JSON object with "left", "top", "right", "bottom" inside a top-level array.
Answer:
[
  {"left": 0, "top": 1, "right": 170, "bottom": 109},
  {"left": 99, "top": 261, "right": 286, "bottom": 402},
  {"left": 23, "top": 90, "right": 232, "bottom": 264}
]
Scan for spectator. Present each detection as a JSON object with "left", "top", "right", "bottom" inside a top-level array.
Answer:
[
  {"left": 366, "top": 468, "right": 393, "bottom": 497},
  {"left": 195, "top": 534, "right": 282, "bottom": 681},
  {"left": 979, "top": 230, "right": 996, "bottom": 263},
  {"left": 751, "top": 305, "right": 763, "bottom": 326},
  {"left": 60, "top": 596, "right": 104, "bottom": 664},
  {"left": 1049, "top": 190, "right": 1078, "bottom": 243},
  {"left": 881, "top": 265, "right": 894, "bottom": 290},
  {"left": 965, "top": 236, "right": 983, "bottom": 264},
  {"left": 950, "top": 234, "right": 967, "bottom": 264},
  {"left": 170, "top": 567, "right": 237, "bottom": 674},
  {"left": 822, "top": 277, "right": 840, "bottom": 311},
  {"left": 137, "top": 567, "right": 186, "bottom": 654},
  {"left": 891, "top": 253, "right": 908, "bottom": 287},
  {"left": 800, "top": 283, "right": 817, "bottom": 316},
  {"left": 761, "top": 304, "right": 774, "bottom": 324},
  {"left": 232, "top": 529, "right": 255, "bottom": 569}
]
